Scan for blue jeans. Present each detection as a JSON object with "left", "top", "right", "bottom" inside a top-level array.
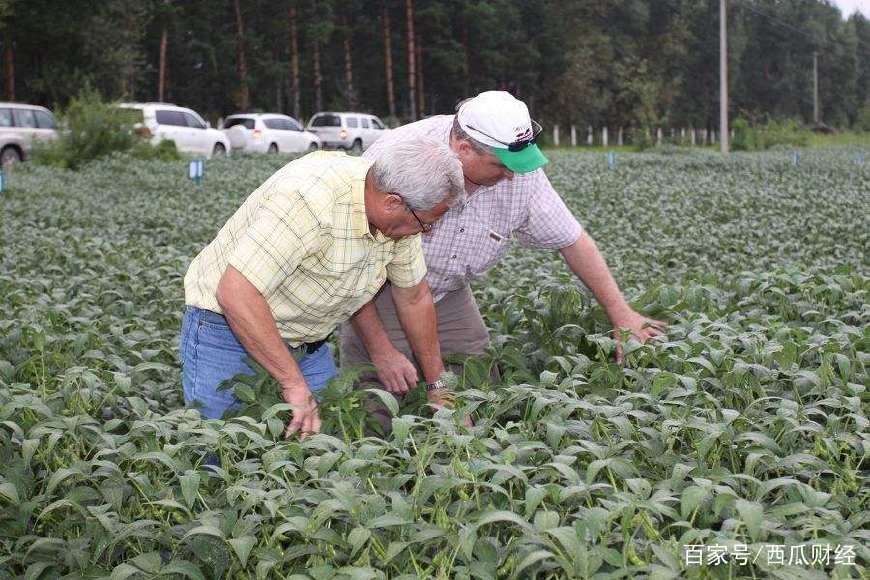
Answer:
[{"left": 180, "top": 306, "right": 337, "bottom": 419}]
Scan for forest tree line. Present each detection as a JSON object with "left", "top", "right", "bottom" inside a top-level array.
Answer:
[{"left": 3, "top": 0, "right": 869, "bottom": 132}]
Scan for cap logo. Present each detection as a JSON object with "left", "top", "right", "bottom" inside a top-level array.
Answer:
[{"left": 514, "top": 127, "right": 533, "bottom": 141}]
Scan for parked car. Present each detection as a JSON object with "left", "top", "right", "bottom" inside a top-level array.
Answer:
[
  {"left": 0, "top": 102, "right": 59, "bottom": 167},
  {"left": 306, "top": 112, "right": 388, "bottom": 152},
  {"left": 118, "top": 102, "right": 230, "bottom": 158},
  {"left": 222, "top": 113, "right": 320, "bottom": 155}
]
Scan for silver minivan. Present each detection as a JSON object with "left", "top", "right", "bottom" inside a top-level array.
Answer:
[
  {"left": 306, "top": 112, "right": 388, "bottom": 153},
  {"left": 0, "top": 102, "right": 59, "bottom": 167}
]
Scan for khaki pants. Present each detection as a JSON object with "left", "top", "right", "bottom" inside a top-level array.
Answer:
[
  {"left": 340, "top": 283, "right": 491, "bottom": 369},
  {"left": 339, "top": 284, "right": 491, "bottom": 429}
]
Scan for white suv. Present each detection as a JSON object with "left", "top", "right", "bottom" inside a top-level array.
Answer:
[
  {"left": 0, "top": 102, "right": 59, "bottom": 167},
  {"left": 119, "top": 103, "right": 230, "bottom": 158},
  {"left": 306, "top": 112, "right": 388, "bottom": 152},
  {"left": 223, "top": 113, "right": 320, "bottom": 155}
]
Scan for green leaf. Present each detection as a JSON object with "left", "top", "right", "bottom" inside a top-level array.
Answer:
[
  {"left": 514, "top": 550, "right": 555, "bottom": 577},
  {"left": 109, "top": 563, "right": 142, "bottom": 580},
  {"left": 348, "top": 527, "right": 371, "bottom": 557},
  {"left": 23, "top": 562, "right": 55, "bottom": 580},
  {"left": 130, "top": 551, "right": 162, "bottom": 573},
  {"left": 680, "top": 486, "right": 707, "bottom": 520},
  {"left": 228, "top": 536, "right": 257, "bottom": 568},
  {"left": 384, "top": 541, "right": 409, "bottom": 563},
  {"left": 458, "top": 524, "right": 477, "bottom": 561},
  {"left": 162, "top": 560, "right": 207, "bottom": 580},
  {"left": 475, "top": 510, "right": 532, "bottom": 531},
  {"left": 364, "top": 388, "right": 399, "bottom": 417},
  {"left": 0, "top": 482, "right": 20, "bottom": 504},
  {"left": 233, "top": 383, "right": 257, "bottom": 403},
  {"left": 735, "top": 499, "right": 763, "bottom": 541},
  {"left": 367, "top": 514, "right": 412, "bottom": 529},
  {"left": 179, "top": 472, "right": 200, "bottom": 508},
  {"left": 183, "top": 525, "right": 225, "bottom": 541}
]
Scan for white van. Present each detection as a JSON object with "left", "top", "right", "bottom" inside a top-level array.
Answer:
[
  {"left": 306, "top": 112, "right": 388, "bottom": 153},
  {"left": 223, "top": 113, "right": 320, "bottom": 154},
  {"left": 0, "top": 103, "right": 59, "bottom": 167},
  {"left": 119, "top": 103, "right": 231, "bottom": 158}
]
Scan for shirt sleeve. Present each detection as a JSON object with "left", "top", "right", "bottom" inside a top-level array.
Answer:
[
  {"left": 385, "top": 234, "right": 427, "bottom": 288},
  {"left": 513, "top": 170, "right": 583, "bottom": 249},
  {"left": 227, "top": 188, "right": 322, "bottom": 298}
]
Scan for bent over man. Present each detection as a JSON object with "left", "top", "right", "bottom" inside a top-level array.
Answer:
[
  {"left": 341, "top": 91, "right": 666, "bottom": 395},
  {"left": 181, "top": 140, "right": 464, "bottom": 437}
]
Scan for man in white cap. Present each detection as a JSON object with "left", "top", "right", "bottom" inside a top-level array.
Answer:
[{"left": 340, "top": 90, "right": 666, "bottom": 403}]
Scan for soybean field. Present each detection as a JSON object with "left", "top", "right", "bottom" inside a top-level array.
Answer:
[{"left": 0, "top": 149, "right": 867, "bottom": 579}]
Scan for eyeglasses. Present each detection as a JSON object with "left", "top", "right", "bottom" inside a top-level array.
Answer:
[
  {"left": 407, "top": 205, "right": 433, "bottom": 233},
  {"left": 465, "top": 119, "right": 543, "bottom": 152}
]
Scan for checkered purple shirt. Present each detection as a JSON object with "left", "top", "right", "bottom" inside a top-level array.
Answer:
[{"left": 364, "top": 115, "right": 583, "bottom": 302}]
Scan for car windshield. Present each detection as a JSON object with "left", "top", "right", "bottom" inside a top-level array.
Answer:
[
  {"left": 310, "top": 114, "right": 341, "bottom": 127},
  {"left": 225, "top": 118, "right": 255, "bottom": 130}
]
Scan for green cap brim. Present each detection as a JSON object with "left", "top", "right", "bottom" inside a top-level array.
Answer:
[{"left": 491, "top": 143, "right": 548, "bottom": 173}]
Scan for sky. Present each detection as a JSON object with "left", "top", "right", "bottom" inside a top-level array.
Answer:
[{"left": 829, "top": 0, "right": 870, "bottom": 18}]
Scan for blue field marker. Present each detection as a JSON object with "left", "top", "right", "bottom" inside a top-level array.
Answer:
[
  {"left": 792, "top": 151, "right": 800, "bottom": 166},
  {"left": 607, "top": 151, "right": 616, "bottom": 169},
  {"left": 188, "top": 159, "right": 205, "bottom": 184},
  {"left": 0, "top": 171, "right": 4, "bottom": 193}
]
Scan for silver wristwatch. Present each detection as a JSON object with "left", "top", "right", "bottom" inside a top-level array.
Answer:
[{"left": 425, "top": 379, "right": 447, "bottom": 392}]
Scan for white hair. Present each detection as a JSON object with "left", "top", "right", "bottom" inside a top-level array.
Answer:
[{"left": 369, "top": 136, "right": 466, "bottom": 211}]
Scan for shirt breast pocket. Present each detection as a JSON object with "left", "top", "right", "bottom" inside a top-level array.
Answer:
[{"left": 471, "top": 229, "right": 512, "bottom": 275}]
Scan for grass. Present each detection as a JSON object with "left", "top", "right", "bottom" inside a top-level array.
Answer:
[{"left": 0, "top": 149, "right": 867, "bottom": 578}]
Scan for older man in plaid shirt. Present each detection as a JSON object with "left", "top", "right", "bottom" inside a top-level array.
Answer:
[
  {"left": 341, "top": 91, "right": 666, "bottom": 397},
  {"left": 181, "top": 139, "right": 464, "bottom": 438}
]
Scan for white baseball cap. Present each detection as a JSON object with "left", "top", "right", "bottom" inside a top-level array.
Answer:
[{"left": 456, "top": 90, "right": 548, "bottom": 173}]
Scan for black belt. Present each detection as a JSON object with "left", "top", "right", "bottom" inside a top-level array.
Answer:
[{"left": 301, "top": 338, "right": 328, "bottom": 354}]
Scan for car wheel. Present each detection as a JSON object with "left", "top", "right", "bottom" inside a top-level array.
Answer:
[
  {"left": 268, "top": 143, "right": 279, "bottom": 154},
  {"left": 1, "top": 146, "right": 22, "bottom": 169},
  {"left": 212, "top": 143, "right": 226, "bottom": 157},
  {"left": 350, "top": 139, "right": 363, "bottom": 154},
  {"left": 308, "top": 142, "right": 319, "bottom": 152}
]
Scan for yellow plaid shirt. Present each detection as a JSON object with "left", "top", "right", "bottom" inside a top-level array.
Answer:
[{"left": 184, "top": 151, "right": 426, "bottom": 346}]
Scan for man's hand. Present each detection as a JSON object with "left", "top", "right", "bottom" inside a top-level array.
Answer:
[
  {"left": 372, "top": 348, "right": 418, "bottom": 394},
  {"left": 281, "top": 383, "right": 321, "bottom": 439},
  {"left": 609, "top": 307, "right": 668, "bottom": 364},
  {"left": 427, "top": 388, "right": 473, "bottom": 427}
]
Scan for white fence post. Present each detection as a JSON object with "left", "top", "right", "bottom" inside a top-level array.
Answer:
[
  {"left": 570, "top": 125, "right": 577, "bottom": 147},
  {"left": 602, "top": 126, "right": 608, "bottom": 147},
  {"left": 690, "top": 127, "right": 696, "bottom": 146},
  {"left": 656, "top": 127, "right": 662, "bottom": 145},
  {"left": 617, "top": 127, "right": 624, "bottom": 146},
  {"left": 553, "top": 125, "right": 560, "bottom": 147}
]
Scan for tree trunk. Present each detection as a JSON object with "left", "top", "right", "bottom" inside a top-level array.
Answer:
[
  {"left": 405, "top": 0, "right": 416, "bottom": 120},
  {"left": 313, "top": 41, "right": 322, "bottom": 112},
  {"left": 158, "top": 24, "right": 168, "bottom": 101},
  {"left": 416, "top": 31, "right": 424, "bottom": 116},
  {"left": 383, "top": 3, "right": 396, "bottom": 118},
  {"left": 232, "top": 0, "right": 250, "bottom": 111},
  {"left": 288, "top": 5, "right": 301, "bottom": 119},
  {"left": 462, "top": 21, "right": 470, "bottom": 95},
  {"left": 343, "top": 17, "right": 356, "bottom": 109},
  {"left": 2, "top": 40, "right": 12, "bottom": 101}
]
